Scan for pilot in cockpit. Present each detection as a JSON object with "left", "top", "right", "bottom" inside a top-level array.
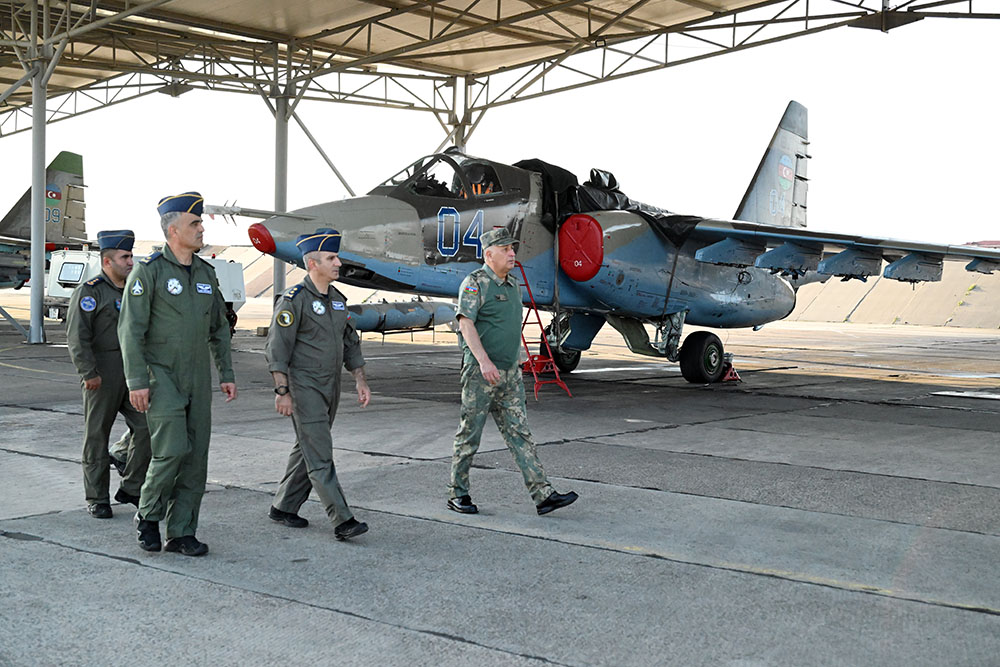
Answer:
[{"left": 463, "top": 163, "right": 499, "bottom": 197}]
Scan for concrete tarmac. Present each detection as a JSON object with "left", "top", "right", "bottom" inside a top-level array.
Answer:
[{"left": 1, "top": 316, "right": 998, "bottom": 666}]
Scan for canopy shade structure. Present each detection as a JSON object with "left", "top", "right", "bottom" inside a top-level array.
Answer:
[{"left": 3, "top": 0, "right": 994, "bottom": 137}]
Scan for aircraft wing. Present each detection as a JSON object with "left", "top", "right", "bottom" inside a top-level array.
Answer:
[{"left": 687, "top": 219, "right": 1000, "bottom": 282}]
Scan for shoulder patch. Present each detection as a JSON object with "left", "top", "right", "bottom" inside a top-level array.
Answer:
[
  {"left": 276, "top": 310, "right": 294, "bottom": 327},
  {"left": 139, "top": 251, "right": 162, "bottom": 265},
  {"left": 282, "top": 284, "right": 304, "bottom": 300},
  {"left": 84, "top": 275, "right": 104, "bottom": 287}
]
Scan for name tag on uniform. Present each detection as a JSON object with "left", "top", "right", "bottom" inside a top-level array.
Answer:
[
  {"left": 196, "top": 282, "right": 212, "bottom": 294},
  {"left": 331, "top": 301, "right": 345, "bottom": 311},
  {"left": 495, "top": 294, "right": 508, "bottom": 301}
]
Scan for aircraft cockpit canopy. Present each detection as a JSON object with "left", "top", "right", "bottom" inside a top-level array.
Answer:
[{"left": 373, "top": 153, "right": 503, "bottom": 199}]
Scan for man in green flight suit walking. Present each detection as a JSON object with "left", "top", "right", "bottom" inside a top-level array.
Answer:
[
  {"left": 119, "top": 192, "right": 237, "bottom": 556},
  {"left": 66, "top": 230, "right": 151, "bottom": 519},
  {"left": 266, "top": 229, "right": 371, "bottom": 541},
  {"left": 448, "top": 227, "right": 579, "bottom": 516}
]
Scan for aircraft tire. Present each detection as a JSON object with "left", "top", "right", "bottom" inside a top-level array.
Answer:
[
  {"left": 538, "top": 338, "right": 581, "bottom": 373},
  {"left": 553, "top": 347, "right": 581, "bottom": 373},
  {"left": 679, "top": 331, "right": 725, "bottom": 384}
]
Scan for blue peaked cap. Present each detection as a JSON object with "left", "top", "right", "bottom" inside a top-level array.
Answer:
[
  {"left": 296, "top": 229, "right": 341, "bottom": 255},
  {"left": 96, "top": 229, "right": 135, "bottom": 251},
  {"left": 156, "top": 191, "right": 204, "bottom": 217}
]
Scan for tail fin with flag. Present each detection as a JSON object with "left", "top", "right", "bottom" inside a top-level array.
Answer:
[
  {"left": 0, "top": 151, "right": 86, "bottom": 245},
  {"left": 733, "top": 101, "right": 809, "bottom": 228}
]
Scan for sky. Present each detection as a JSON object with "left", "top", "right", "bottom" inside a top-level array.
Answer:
[{"left": 1, "top": 17, "right": 998, "bottom": 248}]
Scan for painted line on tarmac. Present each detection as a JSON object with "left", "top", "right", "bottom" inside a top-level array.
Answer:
[{"left": 0, "top": 344, "right": 77, "bottom": 377}]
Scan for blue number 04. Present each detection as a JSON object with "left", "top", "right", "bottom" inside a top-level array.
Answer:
[{"left": 437, "top": 208, "right": 484, "bottom": 258}]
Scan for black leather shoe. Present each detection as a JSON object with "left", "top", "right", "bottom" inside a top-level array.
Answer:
[
  {"left": 110, "top": 455, "right": 127, "bottom": 477},
  {"left": 164, "top": 535, "right": 209, "bottom": 557},
  {"left": 269, "top": 506, "right": 308, "bottom": 528},
  {"left": 447, "top": 495, "right": 479, "bottom": 514},
  {"left": 134, "top": 514, "right": 162, "bottom": 552},
  {"left": 87, "top": 503, "right": 112, "bottom": 519},
  {"left": 536, "top": 490, "right": 579, "bottom": 515},
  {"left": 114, "top": 488, "right": 140, "bottom": 507},
  {"left": 334, "top": 518, "right": 369, "bottom": 541}
]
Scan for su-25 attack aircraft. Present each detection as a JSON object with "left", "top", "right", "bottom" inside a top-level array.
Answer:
[
  {"left": 238, "top": 101, "right": 1000, "bottom": 383},
  {"left": 0, "top": 151, "right": 86, "bottom": 289}
]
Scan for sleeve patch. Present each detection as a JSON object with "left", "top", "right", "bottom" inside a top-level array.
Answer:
[
  {"left": 80, "top": 296, "right": 97, "bottom": 312},
  {"left": 276, "top": 310, "right": 294, "bottom": 327},
  {"left": 129, "top": 278, "right": 144, "bottom": 296},
  {"left": 463, "top": 285, "right": 479, "bottom": 294}
]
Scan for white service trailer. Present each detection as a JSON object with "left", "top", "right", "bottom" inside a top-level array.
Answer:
[{"left": 45, "top": 248, "right": 246, "bottom": 329}]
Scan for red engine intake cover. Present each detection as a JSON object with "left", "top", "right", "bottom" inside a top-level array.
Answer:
[
  {"left": 248, "top": 223, "right": 276, "bottom": 255},
  {"left": 558, "top": 214, "right": 604, "bottom": 282}
]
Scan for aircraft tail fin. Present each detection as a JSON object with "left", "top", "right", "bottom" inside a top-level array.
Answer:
[
  {"left": 734, "top": 101, "right": 809, "bottom": 228},
  {"left": 0, "top": 151, "right": 86, "bottom": 245}
]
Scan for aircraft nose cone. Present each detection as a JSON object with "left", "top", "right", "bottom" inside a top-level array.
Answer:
[{"left": 248, "top": 223, "right": 276, "bottom": 254}]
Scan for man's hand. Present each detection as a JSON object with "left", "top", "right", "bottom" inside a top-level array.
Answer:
[
  {"left": 83, "top": 375, "right": 102, "bottom": 391},
  {"left": 129, "top": 388, "right": 149, "bottom": 412},
  {"left": 479, "top": 359, "right": 500, "bottom": 385},
  {"left": 275, "top": 393, "right": 293, "bottom": 416},
  {"left": 356, "top": 379, "right": 371, "bottom": 408},
  {"left": 220, "top": 382, "right": 237, "bottom": 402}
]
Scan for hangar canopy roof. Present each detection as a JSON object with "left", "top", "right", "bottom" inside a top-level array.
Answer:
[{"left": 1, "top": 0, "right": 993, "bottom": 134}]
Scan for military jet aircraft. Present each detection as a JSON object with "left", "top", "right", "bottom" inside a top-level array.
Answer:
[
  {"left": 0, "top": 151, "right": 86, "bottom": 289},
  {"left": 240, "top": 101, "right": 1000, "bottom": 383}
]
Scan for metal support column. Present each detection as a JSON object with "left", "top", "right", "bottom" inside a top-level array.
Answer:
[
  {"left": 273, "top": 91, "right": 289, "bottom": 299},
  {"left": 27, "top": 1, "right": 49, "bottom": 343}
]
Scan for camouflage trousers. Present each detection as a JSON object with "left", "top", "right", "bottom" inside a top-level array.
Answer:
[{"left": 450, "top": 363, "right": 554, "bottom": 504}]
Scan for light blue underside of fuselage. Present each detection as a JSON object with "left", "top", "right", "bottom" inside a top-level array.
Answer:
[{"left": 273, "top": 228, "right": 795, "bottom": 330}]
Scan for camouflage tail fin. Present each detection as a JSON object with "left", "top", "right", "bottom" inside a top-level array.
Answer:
[
  {"left": 734, "top": 101, "right": 809, "bottom": 228},
  {"left": 0, "top": 151, "right": 86, "bottom": 244}
]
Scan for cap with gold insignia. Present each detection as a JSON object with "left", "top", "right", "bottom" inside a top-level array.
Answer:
[
  {"left": 156, "top": 191, "right": 204, "bottom": 217},
  {"left": 480, "top": 227, "right": 517, "bottom": 250},
  {"left": 96, "top": 229, "right": 135, "bottom": 251},
  {"left": 296, "top": 229, "right": 342, "bottom": 255}
]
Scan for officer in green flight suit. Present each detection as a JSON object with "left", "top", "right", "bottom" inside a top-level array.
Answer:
[
  {"left": 265, "top": 229, "right": 371, "bottom": 541},
  {"left": 119, "top": 192, "right": 237, "bottom": 556},
  {"left": 66, "top": 230, "right": 151, "bottom": 519},
  {"left": 448, "top": 227, "right": 579, "bottom": 516}
]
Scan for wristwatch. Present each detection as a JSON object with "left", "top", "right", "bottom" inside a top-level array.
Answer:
[{"left": 274, "top": 385, "right": 289, "bottom": 396}]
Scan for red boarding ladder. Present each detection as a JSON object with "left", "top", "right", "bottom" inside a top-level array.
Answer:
[{"left": 515, "top": 261, "right": 572, "bottom": 400}]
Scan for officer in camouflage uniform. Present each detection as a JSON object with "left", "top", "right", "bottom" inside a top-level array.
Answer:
[
  {"left": 66, "top": 230, "right": 151, "bottom": 519},
  {"left": 119, "top": 192, "right": 237, "bottom": 556},
  {"left": 266, "top": 229, "right": 371, "bottom": 541},
  {"left": 448, "top": 227, "right": 579, "bottom": 516}
]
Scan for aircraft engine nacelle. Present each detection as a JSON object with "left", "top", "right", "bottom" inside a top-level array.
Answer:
[{"left": 558, "top": 214, "right": 604, "bottom": 282}]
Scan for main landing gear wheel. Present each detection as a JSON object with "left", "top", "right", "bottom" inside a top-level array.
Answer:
[
  {"left": 539, "top": 338, "right": 582, "bottom": 373},
  {"left": 679, "top": 331, "right": 725, "bottom": 384}
]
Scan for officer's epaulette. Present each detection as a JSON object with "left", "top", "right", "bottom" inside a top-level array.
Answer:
[
  {"left": 282, "top": 284, "right": 304, "bottom": 300},
  {"left": 139, "top": 251, "right": 162, "bottom": 265},
  {"left": 84, "top": 275, "right": 105, "bottom": 287}
]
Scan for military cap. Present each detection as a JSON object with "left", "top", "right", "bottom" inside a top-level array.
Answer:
[
  {"left": 157, "top": 191, "right": 204, "bottom": 217},
  {"left": 480, "top": 227, "right": 517, "bottom": 250},
  {"left": 296, "top": 229, "right": 342, "bottom": 255},
  {"left": 96, "top": 229, "right": 135, "bottom": 251}
]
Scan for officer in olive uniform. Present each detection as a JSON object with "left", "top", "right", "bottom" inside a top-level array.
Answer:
[
  {"left": 119, "top": 192, "right": 237, "bottom": 556},
  {"left": 266, "top": 229, "right": 371, "bottom": 541},
  {"left": 448, "top": 227, "right": 579, "bottom": 516},
  {"left": 66, "top": 230, "right": 151, "bottom": 519}
]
